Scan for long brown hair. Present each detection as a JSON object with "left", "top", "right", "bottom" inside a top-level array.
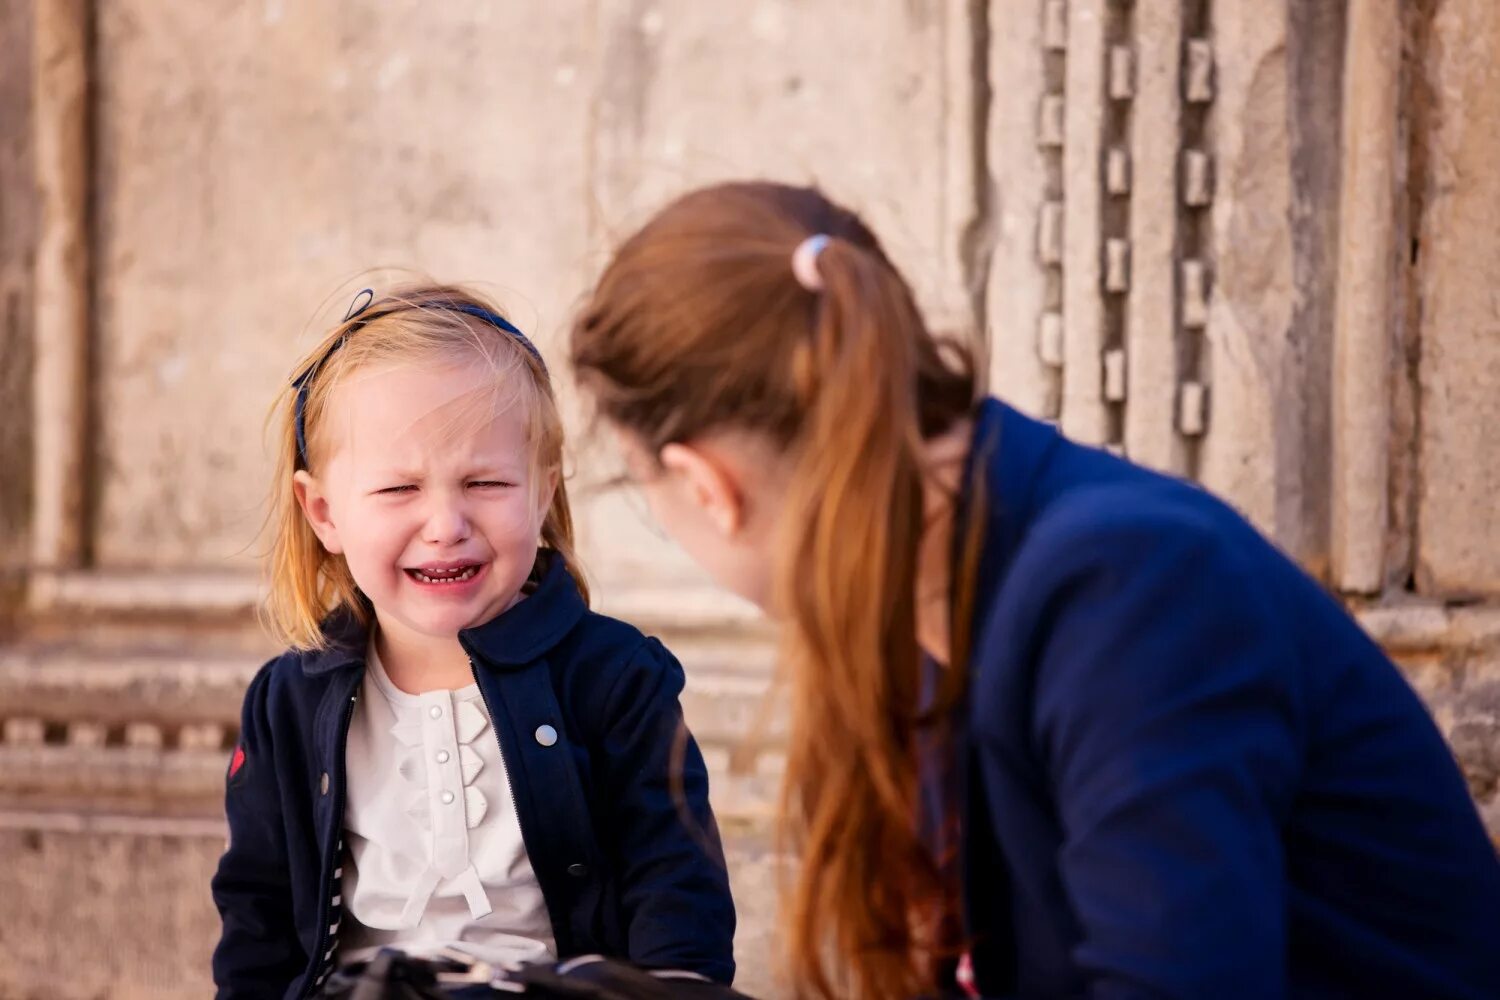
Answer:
[
  {"left": 264, "top": 282, "right": 586, "bottom": 650},
  {"left": 571, "top": 183, "right": 978, "bottom": 999}
]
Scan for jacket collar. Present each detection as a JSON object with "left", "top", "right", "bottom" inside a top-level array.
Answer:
[
  {"left": 458, "top": 551, "right": 587, "bottom": 669},
  {"left": 299, "top": 607, "right": 367, "bottom": 677},
  {"left": 298, "top": 551, "right": 586, "bottom": 676},
  {"left": 958, "top": 398, "right": 1066, "bottom": 619}
]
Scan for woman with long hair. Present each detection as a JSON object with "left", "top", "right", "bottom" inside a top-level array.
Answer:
[{"left": 569, "top": 181, "right": 1500, "bottom": 999}]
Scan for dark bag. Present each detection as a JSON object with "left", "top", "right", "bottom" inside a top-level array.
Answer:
[{"left": 315, "top": 950, "right": 758, "bottom": 1000}]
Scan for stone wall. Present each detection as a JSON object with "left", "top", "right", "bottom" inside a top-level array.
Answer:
[
  {"left": 0, "top": 0, "right": 36, "bottom": 591},
  {"left": 1, "top": 1, "right": 1498, "bottom": 997},
  {"left": 1409, "top": 0, "right": 1500, "bottom": 598}
]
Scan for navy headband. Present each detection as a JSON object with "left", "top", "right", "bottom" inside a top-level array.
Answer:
[{"left": 291, "top": 289, "right": 547, "bottom": 469}]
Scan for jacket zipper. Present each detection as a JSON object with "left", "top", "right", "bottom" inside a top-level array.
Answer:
[
  {"left": 468, "top": 654, "right": 570, "bottom": 953},
  {"left": 469, "top": 655, "right": 525, "bottom": 849},
  {"left": 303, "top": 685, "right": 359, "bottom": 999}
]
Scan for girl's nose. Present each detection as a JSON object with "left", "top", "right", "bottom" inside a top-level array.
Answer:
[{"left": 421, "top": 493, "right": 471, "bottom": 546}]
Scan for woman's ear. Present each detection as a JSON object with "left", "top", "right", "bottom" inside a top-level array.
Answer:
[
  {"left": 293, "top": 470, "right": 344, "bottom": 554},
  {"left": 658, "top": 442, "right": 745, "bottom": 538}
]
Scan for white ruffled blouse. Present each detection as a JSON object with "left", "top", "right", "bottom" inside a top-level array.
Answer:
[{"left": 338, "top": 643, "right": 555, "bottom": 965}]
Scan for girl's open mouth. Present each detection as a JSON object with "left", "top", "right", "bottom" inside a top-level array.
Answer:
[{"left": 405, "top": 561, "right": 487, "bottom": 586}]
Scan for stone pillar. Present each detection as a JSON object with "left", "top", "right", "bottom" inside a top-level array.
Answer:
[
  {"left": 28, "top": 0, "right": 89, "bottom": 572},
  {"left": 1331, "top": 0, "right": 1402, "bottom": 595},
  {"left": 0, "top": 0, "right": 37, "bottom": 590},
  {"left": 987, "top": 0, "right": 1230, "bottom": 480},
  {"left": 1413, "top": 0, "right": 1500, "bottom": 598},
  {"left": 1123, "top": 0, "right": 1188, "bottom": 474},
  {"left": 1058, "top": 0, "right": 1109, "bottom": 446},
  {"left": 984, "top": 0, "right": 1054, "bottom": 419},
  {"left": 1194, "top": 0, "right": 1346, "bottom": 571}
]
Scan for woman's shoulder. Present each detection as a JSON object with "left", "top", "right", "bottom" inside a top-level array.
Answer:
[
  {"left": 1007, "top": 442, "right": 1232, "bottom": 548},
  {"left": 974, "top": 400, "right": 1264, "bottom": 575},
  {"left": 991, "top": 464, "right": 1294, "bottom": 639},
  {"left": 1029, "top": 474, "right": 1247, "bottom": 556}
]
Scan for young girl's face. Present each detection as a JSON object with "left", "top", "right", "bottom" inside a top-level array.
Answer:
[{"left": 295, "top": 357, "right": 552, "bottom": 646}]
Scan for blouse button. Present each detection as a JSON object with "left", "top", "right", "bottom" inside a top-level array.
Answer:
[
  {"left": 428, "top": 705, "right": 442, "bottom": 719},
  {"left": 534, "top": 725, "right": 558, "bottom": 747},
  {"left": 319, "top": 772, "right": 330, "bottom": 796},
  {"left": 436, "top": 750, "right": 451, "bottom": 764},
  {"left": 440, "top": 790, "right": 456, "bottom": 805}
]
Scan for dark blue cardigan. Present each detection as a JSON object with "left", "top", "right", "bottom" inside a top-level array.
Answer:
[
  {"left": 211, "top": 555, "right": 735, "bottom": 999},
  {"left": 949, "top": 399, "right": 1500, "bottom": 998}
]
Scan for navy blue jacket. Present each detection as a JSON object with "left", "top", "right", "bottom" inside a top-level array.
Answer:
[
  {"left": 211, "top": 554, "right": 736, "bottom": 999},
  {"left": 949, "top": 400, "right": 1500, "bottom": 998}
]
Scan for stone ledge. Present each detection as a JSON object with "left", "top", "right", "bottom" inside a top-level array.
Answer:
[
  {"left": 0, "top": 808, "right": 226, "bottom": 839},
  {"left": 0, "top": 649, "right": 257, "bottom": 726},
  {"left": 0, "top": 817, "right": 785, "bottom": 998},
  {"left": 0, "top": 744, "right": 229, "bottom": 805},
  {"left": 1353, "top": 601, "right": 1500, "bottom": 652},
  {"left": 0, "top": 641, "right": 782, "bottom": 749},
  {"left": 25, "top": 569, "right": 773, "bottom": 636},
  {"left": 27, "top": 569, "right": 263, "bottom": 617}
]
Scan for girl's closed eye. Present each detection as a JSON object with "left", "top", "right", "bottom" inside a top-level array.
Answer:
[
  {"left": 469, "top": 479, "right": 516, "bottom": 489},
  {"left": 374, "top": 484, "right": 418, "bottom": 496}
]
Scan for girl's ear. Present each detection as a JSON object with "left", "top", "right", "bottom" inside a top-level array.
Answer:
[
  {"left": 658, "top": 442, "right": 745, "bottom": 538},
  {"left": 293, "top": 470, "right": 344, "bottom": 554}
]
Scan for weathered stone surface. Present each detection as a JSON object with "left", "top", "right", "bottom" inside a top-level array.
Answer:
[
  {"left": 0, "top": 0, "right": 36, "bottom": 584},
  {"left": 1122, "top": 0, "right": 1187, "bottom": 474},
  {"left": 1281, "top": 0, "right": 1347, "bottom": 577},
  {"left": 1330, "top": 0, "right": 1401, "bottom": 594},
  {"left": 1375, "top": 604, "right": 1500, "bottom": 833},
  {"left": 0, "top": 627, "right": 781, "bottom": 820},
  {"left": 0, "top": 822, "right": 785, "bottom": 1000},
  {"left": 0, "top": 650, "right": 255, "bottom": 726},
  {"left": 90, "top": 1, "right": 596, "bottom": 569},
  {"left": 1197, "top": 0, "right": 1344, "bottom": 572},
  {"left": 984, "top": 0, "right": 1052, "bottom": 417},
  {"left": 589, "top": 0, "right": 972, "bottom": 332},
  {"left": 1414, "top": 0, "right": 1500, "bottom": 597},
  {"left": 28, "top": 0, "right": 88, "bottom": 572},
  {"left": 580, "top": 0, "right": 977, "bottom": 589},
  {"left": 1058, "top": 0, "right": 1108, "bottom": 445},
  {"left": 0, "top": 821, "right": 225, "bottom": 1000}
]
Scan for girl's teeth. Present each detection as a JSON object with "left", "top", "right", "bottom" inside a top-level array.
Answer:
[{"left": 412, "top": 566, "right": 478, "bottom": 584}]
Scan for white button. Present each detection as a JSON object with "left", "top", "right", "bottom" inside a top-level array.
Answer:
[
  {"left": 428, "top": 705, "right": 442, "bottom": 719},
  {"left": 319, "top": 772, "right": 329, "bottom": 795},
  {"left": 535, "top": 725, "right": 558, "bottom": 747},
  {"left": 440, "top": 790, "right": 456, "bottom": 805},
  {"left": 436, "top": 750, "right": 451, "bottom": 764}
]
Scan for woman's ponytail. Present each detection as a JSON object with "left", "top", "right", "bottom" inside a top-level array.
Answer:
[{"left": 777, "top": 239, "right": 948, "bottom": 998}]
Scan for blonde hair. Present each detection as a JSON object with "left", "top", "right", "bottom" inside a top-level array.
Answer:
[{"left": 264, "top": 282, "right": 587, "bottom": 650}]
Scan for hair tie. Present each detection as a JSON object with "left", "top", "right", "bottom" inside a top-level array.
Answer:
[{"left": 791, "top": 234, "right": 831, "bottom": 291}]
